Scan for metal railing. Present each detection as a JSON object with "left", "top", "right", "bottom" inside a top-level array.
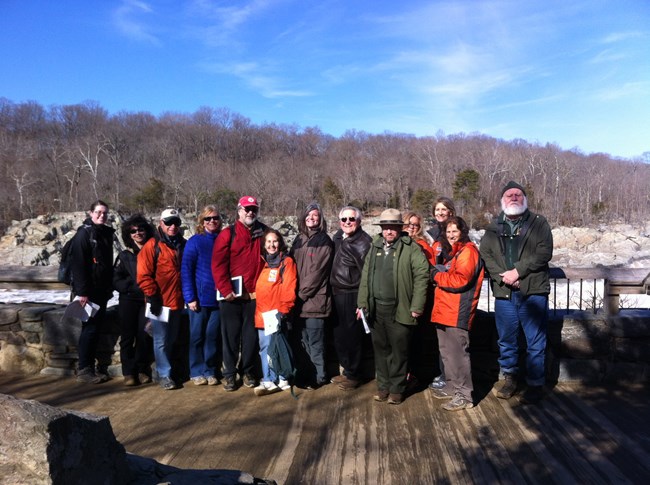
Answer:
[{"left": 483, "top": 267, "right": 650, "bottom": 316}]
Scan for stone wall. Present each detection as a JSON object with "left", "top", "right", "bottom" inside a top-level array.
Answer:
[
  {"left": 1, "top": 303, "right": 649, "bottom": 384},
  {"left": 0, "top": 303, "right": 121, "bottom": 377}
]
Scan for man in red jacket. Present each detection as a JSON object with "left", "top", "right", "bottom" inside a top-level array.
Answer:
[{"left": 212, "top": 196, "right": 267, "bottom": 391}]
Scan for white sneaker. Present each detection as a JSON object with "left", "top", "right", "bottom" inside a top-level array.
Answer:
[
  {"left": 191, "top": 376, "right": 208, "bottom": 386},
  {"left": 278, "top": 379, "right": 291, "bottom": 391},
  {"left": 254, "top": 381, "right": 281, "bottom": 396}
]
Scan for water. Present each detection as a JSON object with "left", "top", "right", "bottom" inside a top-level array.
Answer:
[{"left": 0, "top": 289, "right": 120, "bottom": 307}]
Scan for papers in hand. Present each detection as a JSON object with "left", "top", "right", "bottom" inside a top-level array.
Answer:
[
  {"left": 145, "top": 302, "right": 170, "bottom": 323},
  {"left": 359, "top": 308, "right": 371, "bottom": 334},
  {"left": 262, "top": 309, "right": 279, "bottom": 336},
  {"left": 217, "top": 276, "right": 243, "bottom": 301},
  {"left": 63, "top": 297, "right": 100, "bottom": 322}
]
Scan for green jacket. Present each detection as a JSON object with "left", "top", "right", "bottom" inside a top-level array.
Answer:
[
  {"left": 358, "top": 234, "right": 430, "bottom": 325},
  {"left": 480, "top": 209, "right": 553, "bottom": 298}
]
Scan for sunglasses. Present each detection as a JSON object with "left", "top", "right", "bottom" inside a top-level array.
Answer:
[
  {"left": 204, "top": 216, "right": 221, "bottom": 222},
  {"left": 240, "top": 206, "right": 258, "bottom": 213},
  {"left": 163, "top": 218, "right": 181, "bottom": 227},
  {"left": 340, "top": 217, "right": 357, "bottom": 223},
  {"left": 129, "top": 227, "right": 146, "bottom": 234}
]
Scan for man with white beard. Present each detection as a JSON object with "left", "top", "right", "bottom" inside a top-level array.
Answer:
[
  {"left": 480, "top": 181, "right": 553, "bottom": 404},
  {"left": 212, "top": 196, "right": 268, "bottom": 392}
]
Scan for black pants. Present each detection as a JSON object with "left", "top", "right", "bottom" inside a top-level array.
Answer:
[
  {"left": 118, "top": 298, "right": 153, "bottom": 377},
  {"left": 220, "top": 299, "right": 259, "bottom": 379},
  {"left": 77, "top": 296, "right": 109, "bottom": 371},
  {"left": 332, "top": 291, "right": 365, "bottom": 380}
]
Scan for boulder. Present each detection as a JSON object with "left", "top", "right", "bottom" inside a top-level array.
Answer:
[
  {"left": 0, "top": 393, "right": 131, "bottom": 484},
  {"left": 0, "top": 343, "right": 45, "bottom": 374},
  {"left": 0, "top": 394, "right": 278, "bottom": 485}
]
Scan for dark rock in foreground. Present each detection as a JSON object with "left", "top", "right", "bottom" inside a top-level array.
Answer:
[{"left": 0, "top": 393, "right": 276, "bottom": 485}]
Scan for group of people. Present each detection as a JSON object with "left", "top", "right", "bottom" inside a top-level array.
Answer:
[{"left": 67, "top": 179, "right": 552, "bottom": 410}]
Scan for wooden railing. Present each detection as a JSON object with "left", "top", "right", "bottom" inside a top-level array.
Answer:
[{"left": 1, "top": 265, "right": 649, "bottom": 316}]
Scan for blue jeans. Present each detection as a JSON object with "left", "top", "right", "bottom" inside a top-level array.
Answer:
[
  {"left": 151, "top": 310, "right": 181, "bottom": 379},
  {"left": 188, "top": 306, "right": 221, "bottom": 378},
  {"left": 495, "top": 293, "right": 548, "bottom": 386},
  {"left": 258, "top": 330, "right": 285, "bottom": 383}
]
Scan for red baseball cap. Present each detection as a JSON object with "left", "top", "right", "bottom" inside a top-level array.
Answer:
[{"left": 238, "top": 196, "right": 259, "bottom": 208}]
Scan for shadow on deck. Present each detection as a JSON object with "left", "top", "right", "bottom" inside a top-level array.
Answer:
[{"left": 1, "top": 373, "right": 649, "bottom": 484}]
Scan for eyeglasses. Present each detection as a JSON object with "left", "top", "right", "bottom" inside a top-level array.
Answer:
[
  {"left": 204, "top": 216, "right": 221, "bottom": 222},
  {"left": 240, "top": 206, "right": 258, "bottom": 214},
  {"left": 340, "top": 217, "right": 357, "bottom": 223},
  {"left": 129, "top": 227, "right": 146, "bottom": 234},
  {"left": 162, "top": 218, "right": 181, "bottom": 227}
]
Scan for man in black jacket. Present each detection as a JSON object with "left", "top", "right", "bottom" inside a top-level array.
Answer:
[{"left": 329, "top": 206, "right": 372, "bottom": 390}]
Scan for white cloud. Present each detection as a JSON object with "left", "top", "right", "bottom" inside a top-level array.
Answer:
[
  {"left": 200, "top": 61, "right": 312, "bottom": 98},
  {"left": 594, "top": 81, "right": 650, "bottom": 101},
  {"left": 112, "top": 0, "right": 160, "bottom": 45}
]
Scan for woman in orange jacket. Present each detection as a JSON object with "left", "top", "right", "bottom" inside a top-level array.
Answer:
[
  {"left": 253, "top": 229, "right": 298, "bottom": 396},
  {"left": 429, "top": 216, "right": 484, "bottom": 411}
]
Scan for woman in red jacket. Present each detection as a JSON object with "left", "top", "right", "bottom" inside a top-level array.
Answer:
[
  {"left": 253, "top": 229, "right": 297, "bottom": 396},
  {"left": 429, "top": 217, "right": 484, "bottom": 411}
]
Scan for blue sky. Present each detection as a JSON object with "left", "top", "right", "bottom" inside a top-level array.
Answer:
[{"left": 1, "top": 0, "right": 649, "bottom": 159}]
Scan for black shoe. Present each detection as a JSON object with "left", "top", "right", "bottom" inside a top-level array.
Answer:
[
  {"left": 159, "top": 377, "right": 177, "bottom": 390},
  {"left": 223, "top": 376, "right": 237, "bottom": 392},
  {"left": 520, "top": 386, "right": 544, "bottom": 404},
  {"left": 243, "top": 374, "right": 258, "bottom": 388},
  {"left": 496, "top": 374, "right": 517, "bottom": 399}
]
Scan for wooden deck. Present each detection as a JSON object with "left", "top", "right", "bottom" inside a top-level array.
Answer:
[{"left": 2, "top": 374, "right": 649, "bottom": 484}]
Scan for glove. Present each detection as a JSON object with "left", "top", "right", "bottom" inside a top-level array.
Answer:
[
  {"left": 429, "top": 264, "right": 448, "bottom": 283},
  {"left": 148, "top": 294, "right": 163, "bottom": 316}
]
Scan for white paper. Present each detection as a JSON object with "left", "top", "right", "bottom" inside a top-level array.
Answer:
[
  {"left": 262, "top": 309, "right": 279, "bottom": 336},
  {"left": 145, "top": 302, "right": 170, "bottom": 323},
  {"left": 63, "top": 298, "right": 100, "bottom": 322},
  {"left": 216, "top": 276, "right": 243, "bottom": 301}
]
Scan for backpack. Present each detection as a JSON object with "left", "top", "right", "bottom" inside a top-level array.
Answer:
[
  {"left": 57, "top": 238, "right": 75, "bottom": 284},
  {"left": 57, "top": 226, "right": 95, "bottom": 285}
]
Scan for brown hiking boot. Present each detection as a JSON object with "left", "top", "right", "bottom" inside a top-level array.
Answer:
[
  {"left": 520, "top": 385, "right": 544, "bottom": 404},
  {"left": 374, "top": 389, "right": 389, "bottom": 402},
  {"left": 123, "top": 375, "right": 138, "bottom": 387},
  {"left": 387, "top": 393, "right": 403, "bottom": 405},
  {"left": 338, "top": 376, "right": 360, "bottom": 390},
  {"left": 496, "top": 374, "right": 517, "bottom": 399},
  {"left": 330, "top": 374, "right": 346, "bottom": 384},
  {"left": 76, "top": 367, "right": 101, "bottom": 384}
]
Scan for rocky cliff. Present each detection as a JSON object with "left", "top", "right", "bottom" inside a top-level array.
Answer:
[{"left": 2, "top": 213, "right": 650, "bottom": 268}]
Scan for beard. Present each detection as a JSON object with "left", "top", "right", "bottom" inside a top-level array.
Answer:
[{"left": 501, "top": 196, "right": 528, "bottom": 217}]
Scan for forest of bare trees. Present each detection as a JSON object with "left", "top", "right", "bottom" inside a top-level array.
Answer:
[{"left": 1, "top": 97, "right": 648, "bottom": 232}]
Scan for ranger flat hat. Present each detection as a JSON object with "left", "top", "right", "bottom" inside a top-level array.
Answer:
[{"left": 374, "top": 208, "right": 408, "bottom": 226}]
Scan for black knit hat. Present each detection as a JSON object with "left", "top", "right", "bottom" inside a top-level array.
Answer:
[{"left": 501, "top": 181, "right": 527, "bottom": 197}]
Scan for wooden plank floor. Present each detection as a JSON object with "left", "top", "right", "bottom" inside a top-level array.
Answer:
[{"left": 1, "top": 373, "right": 649, "bottom": 484}]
